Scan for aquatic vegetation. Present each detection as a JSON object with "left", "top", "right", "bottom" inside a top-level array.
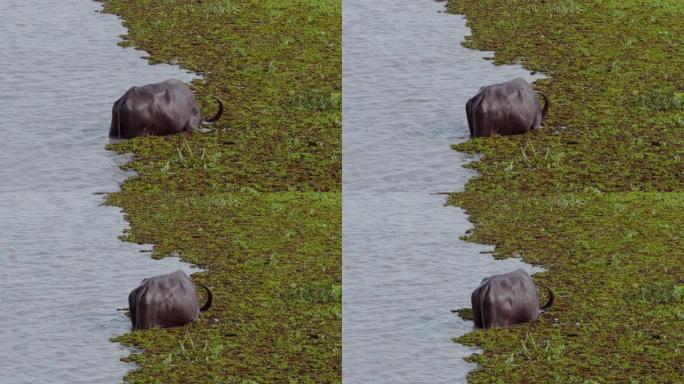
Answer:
[
  {"left": 111, "top": 191, "right": 341, "bottom": 382},
  {"left": 101, "top": 0, "right": 340, "bottom": 382},
  {"left": 447, "top": 0, "right": 684, "bottom": 382}
]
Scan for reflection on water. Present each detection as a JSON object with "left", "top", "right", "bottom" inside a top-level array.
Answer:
[
  {"left": 343, "top": 0, "right": 542, "bottom": 382},
  {"left": 0, "top": 1, "right": 197, "bottom": 383}
]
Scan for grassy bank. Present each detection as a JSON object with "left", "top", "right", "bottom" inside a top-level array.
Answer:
[
  {"left": 446, "top": 0, "right": 683, "bottom": 382},
  {"left": 101, "top": 0, "right": 341, "bottom": 382}
]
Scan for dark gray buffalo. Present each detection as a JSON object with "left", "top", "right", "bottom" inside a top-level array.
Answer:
[
  {"left": 466, "top": 77, "right": 549, "bottom": 137},
  {"left": 110, "top": 79, "right": 223, "bottom": 139},
  {"left": 471, "top": 269, "right": 553, "bottom": 329},
  {"left": 128, "top": 270, "right": 213, "bottom": 330}
]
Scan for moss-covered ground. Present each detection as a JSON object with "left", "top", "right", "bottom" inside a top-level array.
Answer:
[
  {"left": 101, "top": 0, "right": 340, "bottom": 382},
  {"left": 446, "top": 0, "right": 683, "bottom": 382}
]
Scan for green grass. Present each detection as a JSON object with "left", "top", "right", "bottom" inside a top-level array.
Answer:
[
  {"left": 291, "top": 90, "right": 342, "bottom": 112},
  {"left": 101, "top": 0, "right": 340, "bottom": 382},
  {"left": 634, "top": 88, "right": 684, "bottom": 112},
  {"left": 445, "top": 0, "right": 684, "bottom": 382}
]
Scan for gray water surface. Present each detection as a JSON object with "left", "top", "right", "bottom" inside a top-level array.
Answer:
[
  {"left": 0, "top": 1, "right": 197, "bottom": 383},
  {"left": 343, "top": 1, "right": 542, "bottom": 382}
]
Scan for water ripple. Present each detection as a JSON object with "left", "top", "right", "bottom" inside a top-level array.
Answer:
[{"left": 0, "top": 1, "right": 197, "bottom": 382}]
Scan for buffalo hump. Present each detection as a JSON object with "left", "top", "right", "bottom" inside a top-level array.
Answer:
[
  {"left": 110, "top": 79, "right": 223, "bottom": 139},
  {"left": 465, "top": 77, "right": 548, "bottom": 137},
  {"left": 128, "top": 270, "right": 212, "bottom": 330},
  {"left": 471, "top": 269, "right": 551, "bottom": 329}
]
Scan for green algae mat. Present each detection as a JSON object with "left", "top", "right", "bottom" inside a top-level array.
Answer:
[
  {"left": 102, "top": 0, "right": 340, "bottom": 382},
  {"left": 447, "top": 0, "right": 683, "bottom": 382}
]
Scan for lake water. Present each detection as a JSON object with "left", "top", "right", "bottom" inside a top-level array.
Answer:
[
  {"left": 342, "top": 0, "right": 543, "bottom": 382},
  {"left": 0, "top": 1, "right": 197, "bottom": 383}
]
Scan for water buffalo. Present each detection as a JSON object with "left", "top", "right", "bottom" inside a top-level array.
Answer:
[
  {"left": 128, "top": 270, "right": 213, "bottom": 330},
  {"left": 466, "top": 77, "right": 549, "bottom": 137},
  {"left": 110, "top": 79, "right": 223, "bottom": 139},
  {"left": 471, "top": 269, "right": 553, "bottom": 329}
]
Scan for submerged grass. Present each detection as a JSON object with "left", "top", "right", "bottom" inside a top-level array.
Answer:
[
  {"left": 446, "top": 0, "right": 684, "bottom": 382},
  {"left": 101, "top": 0, "right": 340, "bottom": 382}
]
